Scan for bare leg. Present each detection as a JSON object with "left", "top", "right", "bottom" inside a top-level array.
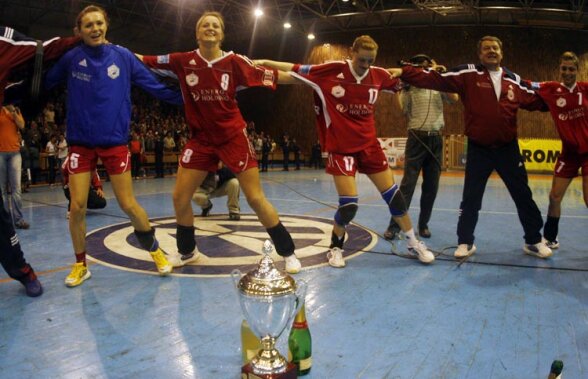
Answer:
[
  {"left": 367, "top": 169, "right": 414, "bottom": 232},
  {"left": 236, "top": 167, "right": 279, "bottom": 227},
  {"left": 68, "top": 172, "right": 91, "bottom": 254},
  {"left": 173, "top": 166, "right": 207, "bottom": 227},
  {"left": 332, "top": 175, "right": 357, "bottom": 239}
]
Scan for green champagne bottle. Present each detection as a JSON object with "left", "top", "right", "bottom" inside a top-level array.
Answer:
[
  {"left": 240, "top": 319, "right": 261, "bottom": 364},
  {"left": 548, "top": 360, "right": 563, "bottom": 379},
  {"left": 288, "top": 305, "right": 312, "bottom": 375}
]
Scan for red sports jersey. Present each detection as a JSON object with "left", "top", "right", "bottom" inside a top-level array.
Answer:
[
  {"left": 292, "top": 61, "right": 402, "bottom": 154},
  {"left": 142, "top": 50, "right": 277, "bottom": 146},
  {"left": 531, "top": 81, "right": 588, "bottom": 154}
]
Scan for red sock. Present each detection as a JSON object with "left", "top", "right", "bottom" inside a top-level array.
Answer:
[
  {"left": 20, "top": 265, "right": 37, "bottom": 281},
  {"left": 75, "top": 252, "right": 86, "bottom": 265}
]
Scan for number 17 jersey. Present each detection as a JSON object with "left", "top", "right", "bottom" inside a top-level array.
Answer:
[{"left": 291, "top": 60, "right": 402, "bottom": 154}]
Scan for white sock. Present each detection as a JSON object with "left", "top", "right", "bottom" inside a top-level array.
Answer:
[{"left": 404, "top": 228, "right": 418, "bottom": 247}]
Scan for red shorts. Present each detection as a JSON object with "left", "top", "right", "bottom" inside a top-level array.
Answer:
[
  {"left": 179, "top": 129, "right": 257, "bottom": 173},
  {"left": 553, "top": 150, "right": 588, "bottom": 178},
  {"left": 66, "top": 145, "right": 130, "bottom": 175},
  {"left": 326, "top": 140, "right": 389, "bottom": 176}
]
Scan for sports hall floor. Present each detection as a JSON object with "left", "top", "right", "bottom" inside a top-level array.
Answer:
[{"left": 1, "top": 168, "right": 586, "bottom": 379}]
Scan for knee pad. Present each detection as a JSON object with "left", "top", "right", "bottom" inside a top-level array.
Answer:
[
  {"left": 134, "top": 228, "right": 157, "bottom": 252},
  {"left": 381, "top": 184, "right": 407, "bottom": 217},
  {"left": 266, "top": 222, "right": 295, "bottom": 257},
  {"left": 334, "top": 196, "right": 359, "bottom": 226},
  {"left": 176, "top": 225, "right": 196, "bottom": 255}
]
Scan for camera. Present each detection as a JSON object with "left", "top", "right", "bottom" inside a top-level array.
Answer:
[{"left": 398, "top": 58, "right": 447, "bottom": 73}]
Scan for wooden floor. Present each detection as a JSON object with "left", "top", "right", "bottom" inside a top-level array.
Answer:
[{"left": 1, "top": 168, "right": 586, "bottom": 379}]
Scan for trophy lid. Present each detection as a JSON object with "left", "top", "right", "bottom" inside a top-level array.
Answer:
[{"left": 237, "top": 241, "right": 297, "bottom": 297}]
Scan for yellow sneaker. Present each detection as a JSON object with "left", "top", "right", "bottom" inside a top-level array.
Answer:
[
  {"left": 65, "top": 262, "right": 91, "bottom": 287},
  {"left": 150, "top": 248, "right": 173, "bottom": 275}
]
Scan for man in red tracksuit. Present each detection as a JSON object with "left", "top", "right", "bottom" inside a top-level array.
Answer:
[
  {"left": 0, "top": 26, "right": 79, "bottom": 296},
  {"left": 391, "top": 35, "right": 552, "bottom": 260}
]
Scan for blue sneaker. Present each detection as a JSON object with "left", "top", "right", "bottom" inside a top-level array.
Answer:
[{"left": 22, "top": 276, "right": 43, "bottom": 297}]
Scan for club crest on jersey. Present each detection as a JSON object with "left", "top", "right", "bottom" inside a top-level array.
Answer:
[
  {"left": 107, "top": 64, "right": 120, "bottom": 79},
  {"left": 556, "top": 97, "right": 566, "bottom": 108},
  {"left": 507, "top": 85, "right": 514, "bottom": 101},
  {"left": 331, "top": 85, "right": 345, "bottom": 98},
  {"left": 262, "top": 69, "right": 274, "bottom": 86},
  {"left": 186, "top": 73, "right": 199, "bottom": 87}
]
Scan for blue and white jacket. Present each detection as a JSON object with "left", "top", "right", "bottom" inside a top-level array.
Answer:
[{"left": 45, "top": 44, "right": 182, "bottom": 147}]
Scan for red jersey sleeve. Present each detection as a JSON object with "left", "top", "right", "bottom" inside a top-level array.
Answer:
[
  {"left": 233, "top": 54, "right": 277, "bottom": 90},
  {"left": 42, "top": 36, "right": 80, "bottom": 62},
  {"left": 401, "top": 65, "right": 466, "bottom": 97},
  {"left": 142, "top": 53, "right": 179, "bottom": 71}
]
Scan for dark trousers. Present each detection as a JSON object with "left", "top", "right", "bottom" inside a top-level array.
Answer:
[
  {"left": 457, "top": 139, "right": 543, "bottom": 245},
  {"left": 155, "top": 152, "right": 164, "bottom": 178},
  {"left": 131, "top": 153, "right": 141, "bottom": 178},
  {"left": 261, "top": 153, "right": 269, "bottom": 171},
  {"left": 47, "top": 156, "right": 56, "bottom": 184},
  {"left": 293, "top": 152, "right": 300, "bottom": 169},
  {"left": 389, "top": 133, "right": 442, "bottom": 229},
  {"left": 282, "top": 150, "right": 290, "bottom": 170},
  {"left": 0, "top": 192, "right": 30, "bottom": 282}
]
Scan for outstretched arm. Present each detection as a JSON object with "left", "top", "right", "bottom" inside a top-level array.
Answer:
[
  {"left": 276, "top": 70, "right": 299, "bottom": 84},
  {"left": 254, "top": 59, "right": 295, "bottom": 72},
  {"left": 254, "top": 59, "right": 300, "bottom": 84},
  {"left": 387, "top": 68, "right": 403, "bottom": 78}
]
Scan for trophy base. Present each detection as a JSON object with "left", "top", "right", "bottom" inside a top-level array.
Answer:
[{"left": 241, "top": 362, "right": 297, "bottom": 379}]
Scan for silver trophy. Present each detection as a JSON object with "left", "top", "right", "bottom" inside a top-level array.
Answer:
[{"left": 232, "top": 240, "right": 307, "bottom": 378}]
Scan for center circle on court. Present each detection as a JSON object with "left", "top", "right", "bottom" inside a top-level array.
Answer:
[{"left": 86, "top": 214, "right": 377, "bottom": 277}]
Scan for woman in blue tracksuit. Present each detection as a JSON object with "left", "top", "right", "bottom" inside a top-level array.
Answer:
[{"left": 45, "top": 5, "right": 183, "bottom": 287}]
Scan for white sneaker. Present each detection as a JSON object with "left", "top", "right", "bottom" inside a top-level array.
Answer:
[
  {"left": 169, "top": 248, "right": 201, "bottom": 267},
  {"left": 523, "top": 242, "right": 553, "bottom": 259},
  {"left": 454, "top": 244, "right": 476, "bottom": 258},
  {"left": 284, "top": 254, "right": 301, "bottom": 274},
  {"left": 407, "top": 241, "right": 435, "bottom": 264},
  {"left": 327, "top": 247, "right": 346, "bottom": 268},
  {"left": 542, "top": 237, "right": 559, "bottom": 250}
]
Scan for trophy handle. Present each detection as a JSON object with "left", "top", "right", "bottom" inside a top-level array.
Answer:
[{"left": 231, "top": 269, "right": 242, "bottom": 289}]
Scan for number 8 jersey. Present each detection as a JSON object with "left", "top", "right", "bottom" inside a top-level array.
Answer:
[
  {"left": 291, "top": 61, "right": 402, "bottom": 154},
  {"left": 143, "top": 50, "right": 277, "bottom": 146}
]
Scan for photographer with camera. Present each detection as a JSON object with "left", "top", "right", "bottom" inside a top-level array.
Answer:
[{"left": 384, "top": 54, "right": 458, "bottom": 240}]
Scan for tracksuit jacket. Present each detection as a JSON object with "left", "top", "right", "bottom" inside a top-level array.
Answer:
[
  {"left": 400, "top": 64, "right": 546, "bottom": 147},
  {"left": 45, "top": 43, "right": 182, "bottom": 147}
]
